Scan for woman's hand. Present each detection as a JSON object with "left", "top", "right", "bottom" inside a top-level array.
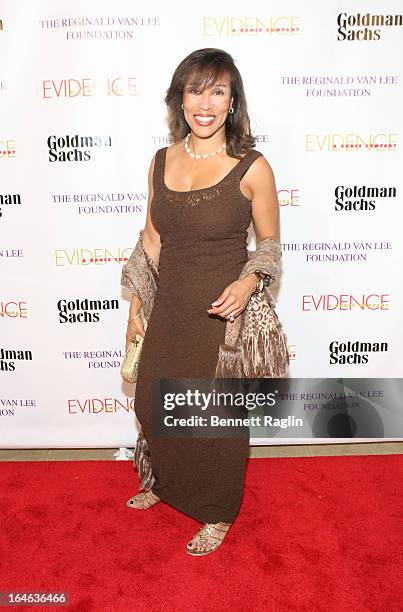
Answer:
[
  {"left": 206, "top": 275, "right": 257, "bottom": 321},
  {"left": 125, "top": 316, "right": 145, "bottom": 352}
]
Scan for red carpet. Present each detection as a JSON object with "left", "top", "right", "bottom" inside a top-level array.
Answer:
[{"left": 0, "top": 455, "right": 402, "bottom": 612}]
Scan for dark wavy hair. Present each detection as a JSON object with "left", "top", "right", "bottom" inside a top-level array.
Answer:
[{"left": 164, "top": 48, "right": 256, "bottom": 159}]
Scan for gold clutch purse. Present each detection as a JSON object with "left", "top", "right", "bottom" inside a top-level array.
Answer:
[{"left": 120, "top": 315, "right": 148, "bottom": 383}]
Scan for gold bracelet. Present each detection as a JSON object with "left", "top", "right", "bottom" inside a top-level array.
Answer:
[
  {"left": 252, "top": 273, "right": 265, "bottom": 294},
  {"left": 127, "top": 312, "right": 142, "bottom": 323}
]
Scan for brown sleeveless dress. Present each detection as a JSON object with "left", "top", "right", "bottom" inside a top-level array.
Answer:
[{"left": 134, "top": 145, "right": 263, "bottom": 523}]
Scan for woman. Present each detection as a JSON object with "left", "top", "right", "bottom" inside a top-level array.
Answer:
[{"left": 122, "top": 48, "right": 283, "bottom": 556}]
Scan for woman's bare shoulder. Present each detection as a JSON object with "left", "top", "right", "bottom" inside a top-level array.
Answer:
[
  {"left": 165, "top": 140, "right": 184, "bottom": 160},
  {"left": 243, "top": 150, "right": 276, "bottom": 190}
]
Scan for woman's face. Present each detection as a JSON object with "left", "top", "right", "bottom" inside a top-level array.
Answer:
[{"left": 182, "top": 72, "right": 233, "bottom": 139}]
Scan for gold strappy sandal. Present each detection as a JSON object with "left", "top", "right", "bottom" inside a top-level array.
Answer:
[
  {"left": 186, "top": 522, "right": 231, "bottom": 556},
  {"left": 126, "top": 489, "right": 161, "bottom": 510}
]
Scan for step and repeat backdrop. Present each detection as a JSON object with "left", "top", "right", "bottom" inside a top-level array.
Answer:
[{"left": 1, "top": 1, "right": 402, "bottom": 448}]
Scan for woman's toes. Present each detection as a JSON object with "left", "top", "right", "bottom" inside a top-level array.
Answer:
[{"left": 188, "top": 538, "right": 198, "bottom": 550}]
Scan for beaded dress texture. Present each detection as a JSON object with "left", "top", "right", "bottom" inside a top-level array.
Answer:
[{"left": 133, "top": 146, "right": 263, "bottom": 523}]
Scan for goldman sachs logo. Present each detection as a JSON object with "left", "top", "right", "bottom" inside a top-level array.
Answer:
[
  {"left": 334, "top": 185, "right": 397, "bottom": 211},
  {"left": 57, "top": 297, "right": 119, "bottom": 323},
  {"left": 48, "top": 134, "right": 112, "bottom": 162},
  {"left": 337, "top": 12, "right": 403, "bottom": 41},
  {"left": 0, "top": 347, "right": 33, "bottom": 372},
  {"left": 329, "top": 340, "right": 388, "bottom": 364}
]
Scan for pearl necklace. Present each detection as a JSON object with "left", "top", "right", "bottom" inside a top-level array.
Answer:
[{"left": 184, "top": 133, "right": 226, "bottom": 159}]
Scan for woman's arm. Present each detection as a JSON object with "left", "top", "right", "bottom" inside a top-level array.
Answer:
[
  {"left": 242, "top": 154, "right": 281, "bottom": 289},
  {"left": 126, "top": 154, "right": 162, "bottom": 346},
  {"left": 246, "top": 154, "right": 280, "bottom": 243}
]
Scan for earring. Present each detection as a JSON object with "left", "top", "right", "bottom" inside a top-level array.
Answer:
[
  {"left": 228, "top": 106, "right": 234, "bottom": 114},
  {"left": 181, "top": 103, "right": 184, "bottom": 110}
]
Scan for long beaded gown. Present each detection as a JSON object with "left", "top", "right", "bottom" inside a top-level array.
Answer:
[{"left": 133, "top": 145, "right": 263, "bottom": 523}]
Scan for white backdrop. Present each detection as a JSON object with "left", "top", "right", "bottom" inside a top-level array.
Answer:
[{"left": 1, "top": 0, "right": 402, "bottom": 448}]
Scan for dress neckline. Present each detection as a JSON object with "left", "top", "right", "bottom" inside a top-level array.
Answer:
[{"left": 161, "top": 146, "right": 253, "bottom": 195}]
